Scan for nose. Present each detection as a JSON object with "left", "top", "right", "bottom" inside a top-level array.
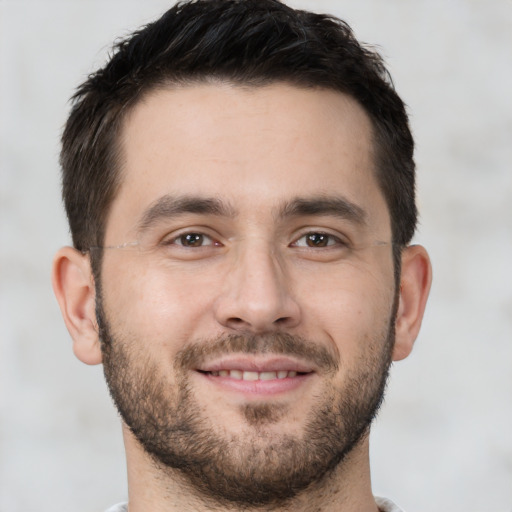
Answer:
[{"left": 213, "top": 244, "right": 301, "bottom": 333}]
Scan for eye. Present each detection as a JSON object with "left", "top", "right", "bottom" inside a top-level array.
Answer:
[
  {"left": 292, "top": 232, "right": 345, "bottom": 248},
  {"left": 165, "top": 232, "right": 219, "bottom": 248}
]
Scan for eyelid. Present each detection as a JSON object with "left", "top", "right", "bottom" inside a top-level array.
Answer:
[
  {"left": 290, "top": 229, "right": 350, "bottom": 248},
  {"left": 159, "top": 228, "right": 223, "bottom": 248}
]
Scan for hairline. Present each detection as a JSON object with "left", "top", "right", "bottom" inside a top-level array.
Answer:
[{"left": 90, "top": 77, "right": 402, "bottom": 282}]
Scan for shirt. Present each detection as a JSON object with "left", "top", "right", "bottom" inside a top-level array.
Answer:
[{"left": 105, "top": 496, "right": 404, "bottom": 511}]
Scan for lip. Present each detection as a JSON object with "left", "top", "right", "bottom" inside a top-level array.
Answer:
[
  {"left": 196, "top": 356, "right": 315, "bottom": 374},
  {"left": 194, "top": 356, "right": 315, "bottom": 397},
  {"left": 198, "top": 371, "right": 312, "bottom": 396}
]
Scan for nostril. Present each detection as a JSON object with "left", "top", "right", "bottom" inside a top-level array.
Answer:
[
  {"left": 227, "top": 317, "right": 245, "bottom": 326},
  {"left": 224, "top": 315, "right": 295, "bottom": 331}
]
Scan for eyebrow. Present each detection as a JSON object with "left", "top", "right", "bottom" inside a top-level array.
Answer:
[
  {"left": 135, "top": 193, "right": 367, "bottom": 234},
  {"left": 279, "top": 196, "right": 367, "bottom": 225},
  {"left": 136, "top": 195, "right": 236, "bottom": 233}
]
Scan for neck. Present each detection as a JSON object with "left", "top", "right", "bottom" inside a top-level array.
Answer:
[{"left": 122, "top": 424, "right": 379, "bottom": 512}]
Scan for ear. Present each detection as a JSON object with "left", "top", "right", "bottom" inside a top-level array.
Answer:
[
  {"left": 52, "top": 246, "right": 102, "bottom": 365},
  {"left": 392, "top": 244, "right": 432, "bottom": 361}
]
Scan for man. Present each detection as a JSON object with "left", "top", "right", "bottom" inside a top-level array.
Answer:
[{"left": 52, "top": 1, "right": 431, "bottom": 510}]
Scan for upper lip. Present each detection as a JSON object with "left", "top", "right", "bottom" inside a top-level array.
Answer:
[{"left": 196, "top": 356, "right": 315, "bottom": 374}]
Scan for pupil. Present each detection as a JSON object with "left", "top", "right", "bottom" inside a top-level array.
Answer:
[
  {"left": 183, "top": 233, "right": 203, "bottom": 247},
  {"left": 307, "top": 234, "right": 328, "bottom": 247}
]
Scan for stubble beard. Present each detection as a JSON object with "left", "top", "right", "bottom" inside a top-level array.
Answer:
[{"left": 97, "top": 295, "right": 395, "bottom": 508}]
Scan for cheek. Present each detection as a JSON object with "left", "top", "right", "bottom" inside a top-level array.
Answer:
[
  {"left": 100, "top": 258, "right": 216, "bottom": 344},
  {"left": 296, "top": 263, "right": 395, "bottom": 356}
]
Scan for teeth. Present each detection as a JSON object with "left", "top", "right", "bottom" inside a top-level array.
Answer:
[
  {"left": 209, "top": 370, "right": 300, "bottom": 381},
  {"left": 243, "top": 371, "right": 259, "bottom": 381}
]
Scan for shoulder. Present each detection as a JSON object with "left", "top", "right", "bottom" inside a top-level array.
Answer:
[
  {"left": 375, "top": 496, "right": 405, "bottom": 512},
  {"left": 104, "top": 504, "right": 128, "bottom": 512}
]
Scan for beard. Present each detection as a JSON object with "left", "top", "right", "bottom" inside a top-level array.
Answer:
[{"left": 97, "top": 296, "right": 395, "bottom": 508}]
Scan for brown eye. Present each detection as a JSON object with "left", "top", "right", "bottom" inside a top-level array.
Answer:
[
  {"left": 293, "top": 232, "right": 341, "bottom": 248},
  {"left": 176, "top": 233, "right": 209, "bottom": 247},
  {"left": 306, "top": 233, "right": 330, "bottom": 247}
]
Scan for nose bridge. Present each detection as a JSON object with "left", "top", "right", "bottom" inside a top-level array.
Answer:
[{"left": 214, "top": 238, "right": 300, "bottom": 332}]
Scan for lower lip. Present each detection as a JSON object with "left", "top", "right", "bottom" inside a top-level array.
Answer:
[{"left": 196, "top": 372, "right": 313, "bottom": 396}]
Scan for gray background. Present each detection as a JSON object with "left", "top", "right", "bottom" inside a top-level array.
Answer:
[{"left": 1, "top": 1, "right": 511, "bottom": 510}]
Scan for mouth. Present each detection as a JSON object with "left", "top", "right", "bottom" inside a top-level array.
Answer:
[
  {"left": 200, "top": 369, "right": 304, "bottom": 380},
  {"left": 194, "top": 356, "right": 315, "bottom": 396}
]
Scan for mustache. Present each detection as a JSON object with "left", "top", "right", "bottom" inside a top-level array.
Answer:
[{"left": 174, "top": 332, "right": 339, "bottom": 374}]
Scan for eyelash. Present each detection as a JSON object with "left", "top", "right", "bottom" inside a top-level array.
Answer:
[
  {"left": 292, "top": 232, "right": 347, "bottom": 249},
  {"left": 161, "top": 230, "right": 348, "bottom": 249},
  {"left": 162, "top": 232, "right": 220, "bottom": 248}
]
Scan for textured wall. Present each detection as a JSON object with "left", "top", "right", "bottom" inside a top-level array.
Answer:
[{"left": 1, "top": 1, "right": 511, "bottom": 511}]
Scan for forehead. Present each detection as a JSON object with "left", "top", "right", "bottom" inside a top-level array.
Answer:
[{"left": 109, "top": 83, "right": 389, "bottom": 239}]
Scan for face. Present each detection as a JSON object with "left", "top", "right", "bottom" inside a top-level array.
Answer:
[{"left": 98, "top": 83, "right": 397, "bottom": 505}]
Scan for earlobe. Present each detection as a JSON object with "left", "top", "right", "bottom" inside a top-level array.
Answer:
[
  {"left": 392, "top": 245, "right": 432, "bottom": 361},
  {"left": 52, "top": 247, "right": 103, "bottom": 365}
]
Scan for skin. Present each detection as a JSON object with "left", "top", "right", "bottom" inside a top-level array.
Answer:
[{"left": 52, "top": 83, "right": 432, "bottom": 511}]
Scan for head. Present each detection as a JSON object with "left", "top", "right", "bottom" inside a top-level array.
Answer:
[
  {"left": 60, "top": 0, "right": 416, "bottom": 274},
  {"left": 53, "top": 1, "right": 431, "bottom": 508}
]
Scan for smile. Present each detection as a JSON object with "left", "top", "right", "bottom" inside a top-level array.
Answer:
[
  {"left": 202, "top": 369, "right": 302, "bottom": 380},
  {"left": 194, "top": 356, "right": 315, "bottom": 396}
]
